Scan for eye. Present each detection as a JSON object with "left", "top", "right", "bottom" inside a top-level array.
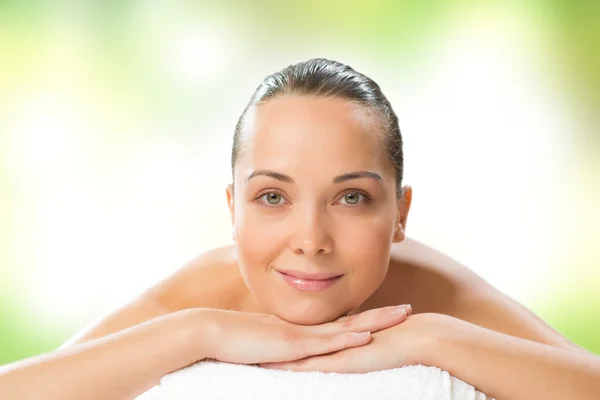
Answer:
[
  {"left": 338, "top": 191, "right": 367, "bottom": 205},
  {"left": 258, "top": 191, "right": 286, "bottom": 206}
]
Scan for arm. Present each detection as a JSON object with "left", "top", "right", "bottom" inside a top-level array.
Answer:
[
  {"left": 0, "top": 309, "right": 206, "bottom": 400},
  {"left": 63, "top": 247, "right": 234, "bottom": 346},
  {"left": 61, "top": 295, "right": 173, "bottom": 347},
  {"left": 425, "top": 314, "right": 600, "bottom": 400},
  {"left": 393, "top": 238, "right": 583, "bottom": 350},
  {"left": 451, "top": 287, "right": 585, "bottom": 351}
]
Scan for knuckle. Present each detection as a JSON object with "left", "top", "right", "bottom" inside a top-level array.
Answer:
[
  {"left": 339, "top": 318, "right": 354, "bottom": 330},
  {"left": 302, "top": 334, "right": 334, "bottom": 356},
  {"left": 319, "top": 334, "right": 336, "bottom": 347},
  {"left": 287, "top": 328, "right": 315, "bottom": 346},
  {"left": 283, "top": 328, "right": 302, "bottom": 342}
]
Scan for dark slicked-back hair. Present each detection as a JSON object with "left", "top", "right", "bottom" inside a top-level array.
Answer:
[{"left": 231, "top": 58, "right": 404, "bottom": 197}]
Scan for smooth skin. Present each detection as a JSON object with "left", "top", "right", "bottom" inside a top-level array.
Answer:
[
  {"left": 0, "top": 306, "right": 411, "bottom": 399},
  {"left": 1, "top": 94, "right": 599, "bottom": 400}
]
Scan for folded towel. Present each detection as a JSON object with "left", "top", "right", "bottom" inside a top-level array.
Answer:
[{"left": 137, "top": 360, "right": 493, "bottom": 400}]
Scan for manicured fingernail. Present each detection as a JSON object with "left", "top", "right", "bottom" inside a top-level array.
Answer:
[{"left": 392, "top": 305, "right": 408, "bottom": 315}]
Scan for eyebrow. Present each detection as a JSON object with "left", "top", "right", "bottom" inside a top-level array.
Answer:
[
  {"left": 333, "top": 170, "right": 383, "bottom": 184},
  {"left": 245, "top": 170, "right": 383, "bottom": 184}
]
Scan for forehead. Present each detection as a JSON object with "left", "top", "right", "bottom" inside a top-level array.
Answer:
[{"left": 237, "top": 95, "right": 391, "bottom": 178}]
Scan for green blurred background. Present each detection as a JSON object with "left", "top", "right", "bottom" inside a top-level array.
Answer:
[{"left": 1, "top": 1, "right": 599, "bottom": 365}]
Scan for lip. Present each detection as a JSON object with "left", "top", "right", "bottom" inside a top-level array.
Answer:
[
  {"left": 276, "top": 269, "right": 344, "bottom": 280},
  {"left": 276, "top": 270, "right": 344, "bottom": 292}
]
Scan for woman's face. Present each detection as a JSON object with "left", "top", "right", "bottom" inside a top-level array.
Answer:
[{"left": 227, "top": 94, "right": 410, "bottom": 325}]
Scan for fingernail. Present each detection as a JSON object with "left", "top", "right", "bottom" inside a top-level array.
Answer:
[{"left": 392, "top": 305, "right": 408, "bottom": 315}]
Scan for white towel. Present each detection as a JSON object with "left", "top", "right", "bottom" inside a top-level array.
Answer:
[{"left": 137, "top": 360, "right": 493, "bottom": 400}]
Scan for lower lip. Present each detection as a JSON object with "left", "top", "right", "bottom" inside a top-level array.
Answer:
[{"left": 277, "top": 271, "right": 343, "bottom": 292}]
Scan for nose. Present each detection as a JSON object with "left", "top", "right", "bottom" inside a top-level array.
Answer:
[{"left": 290, "top": 205, "right": 333, "bottom": 257}]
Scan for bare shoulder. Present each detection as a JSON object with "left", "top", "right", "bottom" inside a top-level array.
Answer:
[
  {"left": 63, "top": 244, "right": 245, "bottom": 345},
  {"left": 381, "top": 237, "right": 580, "bottom": 350},
  {"left": 148, "top": 244, "right": 247, "bottom": 312},
  {"left": 367, "top": 237, "right": 482, "bottom": 315}
]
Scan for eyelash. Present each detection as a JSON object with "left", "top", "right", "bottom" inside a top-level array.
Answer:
[
  {"left": 337, "top": 190, "right": 373, "bottom": 206},
  {"left": 255, "top": 189, "right": 288, "bottom": 208},
  {"left": 254, "top": 189, "right": 373, "bottom": 209}
]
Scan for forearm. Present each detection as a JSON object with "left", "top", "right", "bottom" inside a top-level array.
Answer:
[
  {"left": 62, "top": 297, "right": 173, "bottom": 346},
  {"left": 0, "top": 309, "right": 208, "bottom": 400},
  {"left": 427, "top": 318, "right": 600, "bottom": 400}
]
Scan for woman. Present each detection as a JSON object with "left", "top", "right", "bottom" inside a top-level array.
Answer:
[{"left": 1, "top": 58, "right": 599, "bottom": 400}]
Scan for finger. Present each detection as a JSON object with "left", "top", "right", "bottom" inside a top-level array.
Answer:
[
  {"left": 260, "top": 353, "right": 339, "bottom": 373},
  {"left": 320, "top": 305, "right": 411, "bottom": 335},
  {"left": 261, "top": 349, "right": 362, "bottom": 373},
  {"left": 335, "top": 304, "right": 412, "bottom": 324},
  {"left": 291, "top": 329, "right": 371, "bottom": 360}
]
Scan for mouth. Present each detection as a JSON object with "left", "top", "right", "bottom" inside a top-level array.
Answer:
[
  {"left": 276, "top": 269, "right": 344, "bottom": 280},
  {"left": 276, "top": 269, "right": 344, "bottom": 292}
]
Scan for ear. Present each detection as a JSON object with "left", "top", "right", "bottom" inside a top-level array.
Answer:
[
  {"left": 393, "top": 185, "right": 412, "bottom": 243},
  {"left": 226, "top": 183, "right": 235, "bottom": 225},
  {"left": 226, "top": 184, "right": 237, "bottom": 241}
]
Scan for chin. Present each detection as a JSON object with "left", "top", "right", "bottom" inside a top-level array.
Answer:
[{"left": 270, "top": 301, "right": 347, "bottom": 326}]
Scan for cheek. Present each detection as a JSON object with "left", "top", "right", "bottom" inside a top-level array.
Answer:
[
  {"left": 335, "top": 215, "right": 394, "bottom": 276},
  {"left": 235, "top": 207, "right": 288, "bottom": 269}
]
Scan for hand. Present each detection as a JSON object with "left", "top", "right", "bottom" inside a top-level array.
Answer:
[
  {"left": 260, "top": 312, "right": 452, "bottom": 373},
  {"left": 198, "top": 305, "right": 412, "bottom": 365}
]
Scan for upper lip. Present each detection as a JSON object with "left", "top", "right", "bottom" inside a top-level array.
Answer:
[{"left": 277, "top": 269, "right": 344, "bottom": 280}]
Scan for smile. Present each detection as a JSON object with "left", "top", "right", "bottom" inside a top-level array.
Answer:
[{"left": 276, "top": 270, "right": 344, "bottom": 292}]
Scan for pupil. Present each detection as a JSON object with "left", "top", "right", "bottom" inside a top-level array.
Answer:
[
  {"left": 346, "top": 193, "right": 358, "bottom": 204},
  {"left": 268, "top": 194, "right": 280, "bottom": 204}
]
